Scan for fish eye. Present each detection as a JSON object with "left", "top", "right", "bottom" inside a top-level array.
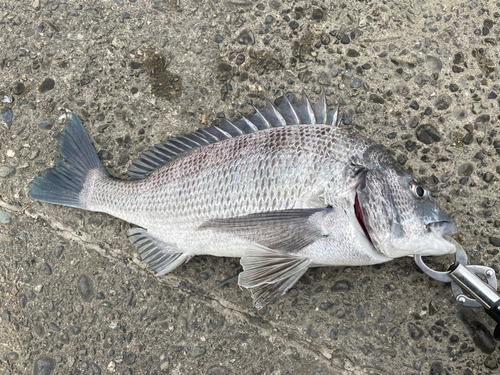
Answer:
[{"left": 411, "top": 181, "right": 426, "bottom": 199}]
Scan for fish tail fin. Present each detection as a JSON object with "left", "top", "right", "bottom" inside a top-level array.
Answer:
[{"left": 29, "top": 114, "right": 108, "bottom": 210}]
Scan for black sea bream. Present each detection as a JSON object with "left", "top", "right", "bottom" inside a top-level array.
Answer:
[{"left": 29, "top": 92, "right": 458, "bottom": 308}]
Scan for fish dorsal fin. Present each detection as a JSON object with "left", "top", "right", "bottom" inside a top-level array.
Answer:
[{"left": 127, "top": 91, "right": 341, "bottom": 179}]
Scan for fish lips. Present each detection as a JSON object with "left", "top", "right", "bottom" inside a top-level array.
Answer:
[
  {"left": 426, "top": 221, "right": 458, "bottom": 237},
  {"left": 421, "top": 221, "right": 459, "bottom": 256}
]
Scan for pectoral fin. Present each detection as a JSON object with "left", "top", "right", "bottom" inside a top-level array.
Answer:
[
  {"left": 199, "top": 208, "right": 331, "bottom": 252},
  {"left": 238, "top": 245, "right": 312, "bottom": 309}
]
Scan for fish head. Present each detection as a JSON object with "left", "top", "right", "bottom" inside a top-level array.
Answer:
[{"left": 355, "top": 162, "right": 457, "bottom": 259}]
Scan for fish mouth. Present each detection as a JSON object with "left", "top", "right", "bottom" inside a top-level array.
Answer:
[{"left": 426, "top": 221, "right": 458, "bottom": 254}]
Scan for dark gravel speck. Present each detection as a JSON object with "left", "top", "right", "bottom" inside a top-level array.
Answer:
[
  {"left": 321, "top": 33, "right": 330, "bottom": 45},
  {"left": 483, "top": 172, "right": 494, "bottom": 183},
  {"left": 39, "top": 78, "right": 55, "bottom": 93},
  {"left": 488, "top": 92, "right": 498, "bottom": 99},
  {"left": 449, "top": 83, "right": 459, "bottom": 92},
  {"left": 288, "top": 21, "right": 299, "bottom": 30},
  {"left": 307, "top": 325, "right": 319, "bottom": 338},
  {"left": 1, "top": 107, "right": 13, "bottom": 123},
  {"left": 370, "top": 94, "right": 384, "bottom": 104},
  {"left": 235, "top": 54, "right": 245, "bottom": 65},
  {"left": 489, "top": 237, "right": 500, "bottom": 247},
  {"left": 77, "top": 275, "right": 94, "bottom": 302},
  {"left": 130, "top": 61, "right": 142, "bottom": 69},
  {"left": 2, "top": 309, "right": 11, "bottom": 322},
  {"left": 312, "top": 9, "right": 323, "bottom": 20},
  {"left": 408, "top": 323, "right": 424, "bottom": 340},
  {"left": 343, "top": 113, "right": 352, "bottom": 125},
  {"left": 42, "top": 263, "right": 52, "bottom": 275},
  {"left": 191, "top": 347, "right": 206, "bottom": 357},
  {"left": 414, "top": 73, "right": 431, "bottom": 86},
  {"left": 434, "top": 94, "right": 452, "bottom": 110},
  {"left": 424, "top": 107, "right": 432, "bottom": 115},
  {"left": 13, "top": 82, "right": 25, "bottom": 95},
  {"left": 235, "top": 332, "right": 248, "bottom": 341},
  {"left": 397, "top": 154, "right": 408, "bottom": 165},
  {"left": 425, "top": 56, "right": 442, "bottom": 73},
  {"left": 463, "top": 134, "right": 473, "bottom": 145},
  {"left": 54, "top": 246, "right": 64, "bottom": 258},
  {"left": 350, "top": 78, "right": 362, "bottom": 88},
  {"left": 416, "top": 124, "right": 441, "bottom": 144},
  {"left": 409, "top": 101, "right": 419, "bottom": 110},
  {"left": 33, "top": 357, "right": 55, "bottom": 375},
  {"left": 346, "top": 49, "right": 360, "bottom": 57},
  {"left": 484, "top": 355, "right": 498, "bottom": 369},
  {"left": 356, "top": 305, "right": 365, "bottom": 319},
  {"left": 413, "top": 359, "right": 425, "bottom": 371},
  {"left": 430, "top": 362, "right": 443, "bottom": 375},
  {"left": 475, "top": 115, "right": 490, "bottom": 130},
  {"left": 331, "top": 280, "right": 350, "bottom": 292},
  {"left": 387, "top": 132, "right": 397, "bottom": 139},
  {"left": 341, "top": 35, "right": 350, "bottom": 44},
  {"left": 91, "top": 363, "right": 102, "bottom": 374},
  {"left": 97, "top": 150, "right": 112, "bottom": 160},
  {"left": 38, "top": 119, "right": 55, "bottom": 130},
  {"left": 459, "top": 310, "right": 497, "bottom": 353},
  {"left": 237, "top": 30, "right": 255, "bottom": 45},
  {"left": 123, "top": 352, "right": 136, "bottom": 365},
  {"left": 329, "top": 329, "right": 338, "bottom": 340}
]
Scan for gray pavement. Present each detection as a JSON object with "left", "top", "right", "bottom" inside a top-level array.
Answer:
[{"left": 1, "top": 0, "right": 500, "bottom": 374}]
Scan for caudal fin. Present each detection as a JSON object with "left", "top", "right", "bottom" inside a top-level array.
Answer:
[{"left": 29, "top": 114, "right": 108, "bottom": 209}]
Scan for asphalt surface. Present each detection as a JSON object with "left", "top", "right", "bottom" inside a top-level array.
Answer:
[{"left": 1, "top": 0, "right": 500, "bottom": 374}]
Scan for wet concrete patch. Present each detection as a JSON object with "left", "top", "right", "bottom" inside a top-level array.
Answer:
[{"left": 141, "top": 50, "right": 182, "bottom": 101}]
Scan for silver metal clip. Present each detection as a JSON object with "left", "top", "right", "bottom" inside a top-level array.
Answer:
[
  {"left": 415, "top": 249, "right": 499, "bottom": 308},
  {"left": 415, "top": 245, "right": 500, "bottom": 341}
]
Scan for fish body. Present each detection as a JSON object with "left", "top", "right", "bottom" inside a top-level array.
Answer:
[{"left": 29, "top": 92, "right": 457, "bottom": 308}]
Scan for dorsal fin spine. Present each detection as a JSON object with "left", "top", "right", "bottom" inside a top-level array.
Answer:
[
  {"left": 239, "top": 115, "right": 259, "bottom": 132},
  {"left": 251, "top": 106, "right": 271, "bottom": 129}
]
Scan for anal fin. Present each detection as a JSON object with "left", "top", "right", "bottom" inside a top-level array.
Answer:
[
  {"left": 238, "top": 245, "right": 312, "bottom": 309},
  {"left": 128, "top": 228, "right": 191, "bottom": 276}
]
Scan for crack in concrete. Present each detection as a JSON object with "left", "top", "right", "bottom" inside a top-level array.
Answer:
[
  {"left": 23, "top": 208, "right": 353, "bottom": 371},
  {"left": 23, "top": 207, "right": 394, "bottom": 374}
]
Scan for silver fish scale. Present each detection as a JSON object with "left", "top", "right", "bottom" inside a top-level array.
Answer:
[{"left": 88, "top": 125, "right": 371, "bottom": 230}]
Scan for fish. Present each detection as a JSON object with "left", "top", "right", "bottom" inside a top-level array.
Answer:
[{"left": 29, "top": 91, "right": 458, "bottom": 309}]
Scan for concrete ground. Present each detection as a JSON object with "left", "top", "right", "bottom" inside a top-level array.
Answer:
[{"left": 1, "top": 0, "right": 500, "bottom": 374}]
